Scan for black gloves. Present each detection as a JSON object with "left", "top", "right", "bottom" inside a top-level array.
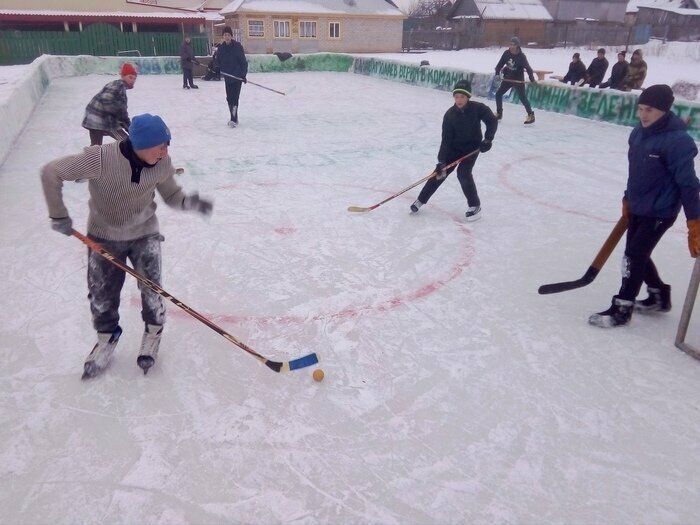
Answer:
[
  {"left": 51, "top": 217, "right": 73, "bottom": 236},
  {"left": 479, "top": 140, "right": 492, "bottom": 153},
  {"left": 183, "top": 193, "right": 213, "bottom": 216},
  {"left": 435, "top": 162, "right": 447, "bottom": 181}
]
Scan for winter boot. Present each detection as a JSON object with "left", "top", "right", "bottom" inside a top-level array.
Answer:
[
  {"left": 82, "top": 326, "right": 123, "bottom": 379},
  {"left": 190, "top": 84, "right": 199, "bottom": 89},
  {"left": 496, "top": 110, "right": 503, "bottom": 120},
  {"left": 137, "top": 324, "right": 163, "bottom": 375},
  {"left": 465, "top": 205, "right": 482, "bottom": 222},
  {"left": 635, "top": 284, "right": 671, "bottom": 313},
  {"left": 524, "top": 113, "right": 535, "bottom": 125},
  {"left": 588, "top": 296, "right": 633, "bottom": 328},
  {"left": 410, "top": 199, "right": 423, "bottom": 213}
]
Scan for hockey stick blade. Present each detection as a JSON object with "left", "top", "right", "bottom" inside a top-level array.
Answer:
[
  {"left": 538, "top": 217, "right": 628, "bottom": 295},
  {"left": 538, "top": 267, "right": 598, "bottom": 294},
  {"left": 347, "top": 205, "right": 374, "bottom": 213}
]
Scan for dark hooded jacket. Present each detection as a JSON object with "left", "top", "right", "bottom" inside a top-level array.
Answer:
[
  {"left": 438, "top": 101, "right": 498, "bottom": 163},
  {"left": 562, "top": 59, "right": 586, "bottom": 84},
  {"left": 625, "top": 112, "right": 700, "bottom": 219},
  {"left": 586, "top": 56, "right": 609, "bottom": 86},
  {"left": 180, "top": 40, "right": 195, "bottom": 70},
  {"left": 495, "top": 49, "right": 535, "bottom": 82}
]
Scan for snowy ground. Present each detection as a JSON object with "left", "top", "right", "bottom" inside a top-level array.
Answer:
[{"left": 1, "top": 66, "right": 700, "bottom": 524}]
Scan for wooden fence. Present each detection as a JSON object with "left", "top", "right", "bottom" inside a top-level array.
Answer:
[{"left": 0, "top": 24, "right": 210, "bottom": 65}]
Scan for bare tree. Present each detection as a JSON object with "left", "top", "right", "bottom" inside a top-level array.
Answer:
[{"left": 408, "top": 0, "right": 451, "bottom": 18}]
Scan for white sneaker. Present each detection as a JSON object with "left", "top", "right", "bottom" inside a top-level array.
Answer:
[
  {"left": 227, "top": 120, "right": 237, "bottom": 128},
  {"left": 137, "top": 324, "right": 163, "bottom": 375},
  {"left": 465, "top": 205, "right": 482, "bottom": 221},
  {"left": 83, "top": 326, "right": 122, "bottom": 379}
]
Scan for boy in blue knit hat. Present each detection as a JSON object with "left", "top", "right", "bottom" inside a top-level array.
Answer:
[
  {"left": 410, "top": 79, "right": 498, "bottom": 221},
  {"left": 40, "top": 114, "right": 214, "bottom": 378}
]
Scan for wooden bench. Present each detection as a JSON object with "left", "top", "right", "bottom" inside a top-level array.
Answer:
[{"left": 534, "top": 70, "right": 553, "bottom": 81}]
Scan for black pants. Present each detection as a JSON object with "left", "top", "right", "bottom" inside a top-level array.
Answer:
[
  {"left": 225, "top": 80, "right": 243, "bottom": 121},
  {"left": 182, "top": 67, "right": 195, "bottom": 87},
  {"left": 87, "top": 234, "right": 165, "bottom": 333},
  {"left": 495, "top": 81, "right": 532, "bottom": 114},
  {"left": 417, "top": 156, "right": 480, "bottom": 207},
  {"left": 617, "top": 214, "right": 676, "bottom": 301}
]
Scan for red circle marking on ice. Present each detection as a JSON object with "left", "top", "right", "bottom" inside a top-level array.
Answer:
[{"left": 143, "top": 181, "right": 475, "bottom": 324}]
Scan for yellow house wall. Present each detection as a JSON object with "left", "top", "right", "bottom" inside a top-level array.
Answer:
[{"left": 224, "top": 14, "right": 403, "bottom": 54}]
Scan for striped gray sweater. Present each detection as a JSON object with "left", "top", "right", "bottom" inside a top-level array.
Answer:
[{"left": 41, "top": 142, "right": 188, "bottom": 241}]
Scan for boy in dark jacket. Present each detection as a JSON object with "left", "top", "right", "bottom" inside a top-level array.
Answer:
[
  {"left": 599, "top": 51, "right": 629, "bottom": 90},
  {"left": 584, "top": 48, "right": 609, "bottom": 87},
  {"left": 589, "top": 85, "right": 700, "bottom": 328},
  {"left": 180, "top": 36, "right": 198, "bottom": 89},
  {"left": 216, "top": 26, "right": 248, "bottom": 127},
  {"left": 410, "top": 80, "right": 498, "bottom": 221},
  {"left": 494, "top": 37, "right": 537, "bottom": 124},
  {"left": 82, "top": 63, "right": 136, "bottom": 146},
  {"left": 561, "top": 53, "right": 587, "bottom": 85}
]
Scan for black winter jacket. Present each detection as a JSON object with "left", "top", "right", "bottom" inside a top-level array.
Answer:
[
  {"left": 438, "top": 101, "right": 498, "bottom": 163},
  {"left": 495, "top": 50, "right": 535, "bottom": 82},
  {"left": 586, "top": 56, "right": 609, "bottom": 85},
  {"left": 562, "top": 61, "right": 586, "bottom": 84},
  {"left": 216, "top": 40, "right": 248, "bottom": 82}
]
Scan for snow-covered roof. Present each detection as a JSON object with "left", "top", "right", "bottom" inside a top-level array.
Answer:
[
  {"left": 476, "top": 0, "right": 552, "bottom": 20},
  {"left": 220, "top": 0, "right": 404, "bottom": 17},
  {"left": 627, "top": 0, "right": 699, "bottom": 13},
  {"left": 0, "top": 8, "right": 212, "bottom": 21},
  {"left": 450, "top": 0, "right": 552, "bottom": 21}
]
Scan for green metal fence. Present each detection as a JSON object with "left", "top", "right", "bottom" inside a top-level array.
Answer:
[{"left": 0, "top": 24, "right": 210, "bottom": 65}]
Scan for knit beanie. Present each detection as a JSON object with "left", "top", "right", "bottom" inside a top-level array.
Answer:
[
  {"left": 597, "top": 48, "right": 605, "bottom": 54},
  {"left": 129, "top": 114, "right": 171, "bottom": 150},
  {"left": 638, "top": 84, "right": 675, "bottom": 112},
  {"left": 511, "top": 36, "right": 521, "bottom": 47},
  {"left": 120, "top": 63, "right": 137, "bottom": 76},
  {"left": 223, "top": 26, "right": 233, "bottom": 36},
  {"left": 452, "top": 79, "right": 472, "bottom": 97}
]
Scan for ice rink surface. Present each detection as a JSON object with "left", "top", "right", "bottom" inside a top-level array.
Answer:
[{"left": 1, "top": 71, "right": 700, "bottom": 524}]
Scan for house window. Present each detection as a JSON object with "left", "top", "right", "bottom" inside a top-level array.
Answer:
[
  {"left": 248, "top": 20, "right": 264, "bottom": 37},
  {"left": 300, "top": 21, "right": 317, "bottom": 38},
  {"left": 329, "top": 22, "right": 340, "bottom": 39},
  {"left": 273, "top": 20, "right": 290, "bottom": 38}
]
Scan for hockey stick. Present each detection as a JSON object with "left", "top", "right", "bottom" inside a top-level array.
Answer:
[
  {"left": 220, "top": 71, "right": 286, "bottom": 95},
  {"left": 538, "top": 216, "right": 628, "bottom": 294},
  {"left": 347, "top": 148, "right": 480, "bottom": 213},
  {"left": 72, "top": 230, "right": 318, "bottom": 373}
]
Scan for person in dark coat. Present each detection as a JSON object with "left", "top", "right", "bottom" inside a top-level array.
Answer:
[
  {"left": 561, "top": 53, "right": 587, "bottom": 85},
  {"left": 216, "top": 26, "right": 248, "bottom": 127},
  {"left": 410, "top": 79, "right": 498, "bottom": 222},
  {"left": 494, "top": 37, "right": 537, "bottom": 124},
  {"left": 180, "top": 36, "right": 198, "bottom": 89},
  {"left": 584, "top": 48, "right": 609, "bottom": 87},
  {"left": 202, "top": 43, "right": 221, "bottom": 81},
  {"left": 599, "top": 51, "right": 629, "bottom": 90},
  {"left": 589, "top": 85, "right": 700, "bottom": 328}
]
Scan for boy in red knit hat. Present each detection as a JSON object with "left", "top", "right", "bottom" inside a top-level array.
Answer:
[{"left": 82, "top": 62, "right": 138, "bottom": 145}]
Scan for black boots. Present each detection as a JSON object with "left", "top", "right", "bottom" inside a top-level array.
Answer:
[
  {"left": 635, "top": 285, "right": 671, "bottom": 313},
  {"left": 588, "top": 296, "right": 633, "bottom": 328}
]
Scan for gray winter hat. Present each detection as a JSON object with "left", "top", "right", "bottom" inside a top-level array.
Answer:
[{"left": 511, "top": 36, "right": 521, "bottom": 47}]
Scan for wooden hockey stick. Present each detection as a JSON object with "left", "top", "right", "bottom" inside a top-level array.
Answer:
[
  {"left": 347, "top": 149, "right": 480, "bottom": 213},
  {"left": 538, "top": 216, "right": 629, "bottom": 294},
  {"left": 72, "top": 230, "right": 318, "bottom": 373}
]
